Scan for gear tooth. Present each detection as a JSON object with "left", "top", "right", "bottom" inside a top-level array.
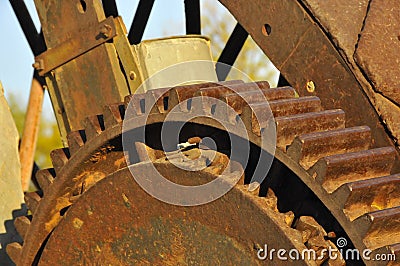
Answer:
[
  {"left": 84, "top": 115, "right": 104, "bottom": 140},
  {"left": 334, "top": 174, "right": 400, "bottom": 221},
  {"left": 387, "top": 244, "right": 400, "bottom": 266},
  {"left": 168, "top": 80, "right": 244, "bottom": 112},
  {"left": 24, "top": 192, "right": 41, "bottom": 214},
  {"left": 354, "top": 206, "right": 400, "bottom": 250},
  {"left": 263, "top": 188, "right": 278, "bottom": 210},
  {"left": 275, "top": 109, "right": 346, "bottom": 150},
  {"left": 124, "top": 93, "right": 146, "bottom": 116},
  {"left": 212, "top": 99, "right": 237, "bottom": 124},
  {"left": 254, "top": 80, "right": 270, "bottom": 89},
  {"left": 103, "top": 103, "right": 125, "bottom": 128},
  {"left": 294, "top": 216, "right": 327, "bottom": 237},
  {"left": 218, "top": 86, "right": 298, "bottom": 118},
  {"left": 168, "top": 84, "right": 212, "bottom": 112},
  {"left": 66, "top": 130, "right": 86, "bottom": 155},
  {"left": 168, "top": 87, "right": 189, "bottom": 112},
  {"left": 268, "top": 96, "right": 322, "bottom": 117},
  {"left": 197, "top": 81, "right": 268, "bottom": 101},
  {"left": 325, "top": 240, "right": 346, "bottom": 265},
  {"left": 124, "top": 94, "right": 134, "bottom": 108},
  {"left": 245, "top": 181, "right": 261, "bottom": 196},
  {"left": 14, "top": 216, "right": 31, "bottom": 239},
  {"left": 134, "top": 142, "right": 164, "bottom": 163},
  {"left": 50, "top": 148, "right": 70, "bottom": 172},
  {"left": 190, "top": 95, "right": 212, "bottom": 115},
  {"left": 263, "top": 86, "right": 296, "bottom": 101},
  {"left": 145, "top": 87, "right": 170, "bottom": 114},
  {"left": 283, "top": 211, "right": 295, "bottom": 226},
  {"left": 287, "top": 126, "right": 371, "bottom": 170},
  {"left": 219, "top": 92, "right": 247, "bottom": 116},
  {"left": 310, "top": 147, "right": 396, "bottom": 193},
  {"left": 241, "top": 102, "right": 274, "bottom": 136},
  {"left": 6, "top": 242, "right": 22, "bottom": 264},
  {"left": 36, "top": 168, "right": 55, "bottom": 194}
]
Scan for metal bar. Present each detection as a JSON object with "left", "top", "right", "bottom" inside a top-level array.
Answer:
[
  {"left": 184, "top": 0, "right": 201, "bottom": 34},
  {"left": 34, "top": 16, "right": 117, "bottom": 76},
  {"left": 128, "top": 0, "right": 156, "bottom": 45},
  {"left": 9, "top": 0, "right": 46, "bottom": 56},
  {"left": 20, "top": 73, "right": 45, "bottom": 191},
  {"left": 102, "top": 0, "right": 119, "bottom": 17},
  {"left": 216, "top": 23, "right": 248, "bottom": 81}
]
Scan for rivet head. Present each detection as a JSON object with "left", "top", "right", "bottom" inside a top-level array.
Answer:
[
  {"left": 306, "top": 80, "right": 315, "bottom": 92},
  {"left": 32, "top": 59, "right": 44, "bottom": 71},
  {"left": 100, "top": 24, "right": 112, "bottom": 38},
  {"left": 129, "top": 71, "right": 136, "bottom": 80}
]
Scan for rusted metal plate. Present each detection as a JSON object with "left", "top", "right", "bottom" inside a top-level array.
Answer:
[
  {"left": 34, "top": 16, "right": 117, "bottom": 75},
  {"left": 33, "top": 0, "right": 129, "bottom": 141},
  {"left": 374, "top": 94, "right": 400, "bottom": 146},
  {"left": 300, "top": 0, "right": 369, "bottom": 66},
  {"left": 355, "top": 0, "right": 400, "bottom": 105}
]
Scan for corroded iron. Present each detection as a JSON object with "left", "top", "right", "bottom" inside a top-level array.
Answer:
[
  {"left": 7, "top": 82, "right": 400, "bottom": 265},
  {"left": 5, "top": 1, "right": 400, "bottom": 265},
  {"left": 218, "top": 0, "right": 400, "bottom": 171}
]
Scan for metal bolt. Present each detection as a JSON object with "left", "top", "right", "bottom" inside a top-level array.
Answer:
[
  {"left": 306, "top": 80, "right": 315, "bottom": 93},
  {"left": 129, "top": 71, "right": 136, "bottom": 80},
  {"left": 32, "top": 59, "right": 44, "bottom": 71},
  {"left": 100, "top": 24, "right": 112, "bottom": 38}
]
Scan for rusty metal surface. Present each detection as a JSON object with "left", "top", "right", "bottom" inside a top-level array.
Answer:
[
  {"left": 287, "top": 126, "right": 371, "bottom": 170},
  {"left": 300, "top": 0, "right": 400, "bottom": 148},
  {"left": 355, "top": 0, "right": 400, "bottom": 105},
  {"left": 217, "top": 0, "right": 400, "bottom": 172},
  {"left": 36, "top": 153, "right": 307, "bottom": 265},
  {"left": 338, "top": 174, "right": 400, "bottom": 221},
  {"left": 34, "top": 16, "right": 117, "bottom": 76},
  {"left": 300, "top": 0, "right": 369, "bottom": 67},
  {"left": 5, "top": 0, "right": 400, "bottom": 264},
  {"left": 34, "top": 0, "right": 130, "bottom": 142},
  {"left": 311, "top": 147, "right": 396, "bottom": 193},
  {"left": 7, "top": 82, "right": 400, "bottom": 265}
]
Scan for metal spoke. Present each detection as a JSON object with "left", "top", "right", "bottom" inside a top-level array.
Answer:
[
  {"left": 184, "top": 0, "right": 201, "bottom": 35},
  {"left": 102, "top": 0, "right": 119, "bottom": 17},
  {"left": 9, "top": 0, "right": 46, "bottom": 56},
  {"left": 216, "top": 23, "right": 248, "bottom": 81},
  {"left": 128, "top": 0, "right": 156, "bottom": 45}
]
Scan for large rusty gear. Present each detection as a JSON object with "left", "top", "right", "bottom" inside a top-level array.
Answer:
[{"left": 7, "top": 81, "right": 400, "bottom": 265}]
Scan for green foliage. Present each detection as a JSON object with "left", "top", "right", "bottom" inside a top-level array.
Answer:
[{"left": 7, "top": 93, "right": 62, "bottom": 169}]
